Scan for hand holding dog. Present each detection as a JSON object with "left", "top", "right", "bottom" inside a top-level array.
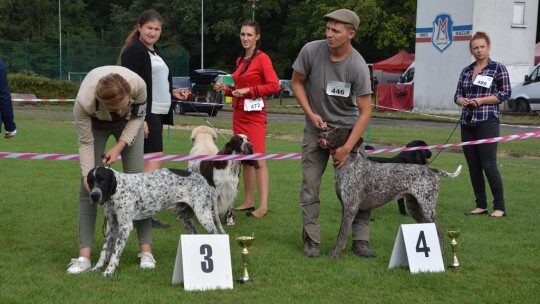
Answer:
[
  {"left": 309, "top": 114, "right": 327, "bottom": 131},
  {"left": 331, "top": 146, "right": 350, "bottom": 169},
  {"left": 102, "top": 142, "right": 125, "bottom": 166}
]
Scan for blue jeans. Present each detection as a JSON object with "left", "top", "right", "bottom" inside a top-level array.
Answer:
[
  {"left": 461, "top": 116, "right": 505, "bottom": 211},
  {"left": 0, "top": 96, "right": 16, "bottom": 133}
]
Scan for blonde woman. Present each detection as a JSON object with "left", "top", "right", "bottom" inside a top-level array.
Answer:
[{"left": 68, "top": 66, "right": 155, "bottom": 273}]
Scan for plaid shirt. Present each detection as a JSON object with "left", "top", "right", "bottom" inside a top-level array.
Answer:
[{"left": 453, "top": 59, "right": 511, "bottom": 125}]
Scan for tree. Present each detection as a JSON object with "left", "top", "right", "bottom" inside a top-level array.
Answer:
[{"left": 0, "top": 0, "right": 418, "bottom": 79}]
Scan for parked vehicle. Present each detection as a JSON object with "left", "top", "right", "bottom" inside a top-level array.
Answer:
[
  {"left": 398, "top": 62, "right": 415, "bottom": 84},
  {"left": 214, "top": 74, "right": 234, "bottom": 104},
  {"left": 270, "top": 79, "right": 293, "bottom": 99},
  {"left": 508, "top": 64, "right": 540, "bottom": 112},
  {"left": 173, "top": 69, "right": 228, "bottom": 116},
  {"left": 370, "top": 63, "right": 402, "bottom": 84}
]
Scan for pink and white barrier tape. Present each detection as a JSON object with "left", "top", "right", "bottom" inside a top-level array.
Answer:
[{"left": 2, "top": 131, "right": 540, "bottom": 162}]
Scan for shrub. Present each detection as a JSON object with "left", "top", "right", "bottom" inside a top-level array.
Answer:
[{"left": 7, "top": 73, "right": 79, "bottom": 98}]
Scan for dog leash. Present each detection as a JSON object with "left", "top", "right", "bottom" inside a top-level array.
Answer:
[
  {"left": 427, "top": 120, "right": 460, "bottom": 166},
  {"left": 100, "top": 154, "right": 111, "bottom": 168}
]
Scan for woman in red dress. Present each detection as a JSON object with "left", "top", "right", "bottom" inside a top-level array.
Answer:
[{"left": 216, "top": 20, "right": 280, "bottom": 218}]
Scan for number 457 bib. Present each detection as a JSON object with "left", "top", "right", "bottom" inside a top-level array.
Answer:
[{"left": 326, "top": 81, "right": 351, "bottom": 97}]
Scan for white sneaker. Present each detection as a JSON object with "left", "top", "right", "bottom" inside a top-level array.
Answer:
[
  {"left": 138, "top": 252, "right": 156, "bottom": 269},
  {"left": 4, "top": 129, "right": 16, "bottom": 138},
  {"left": 67, "top": 257, "right": 91, "bottom": 274}
]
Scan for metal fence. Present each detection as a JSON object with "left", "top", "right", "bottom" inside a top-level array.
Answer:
[{"left": 0, "top": 39, "right": 190, "bottom": 83}]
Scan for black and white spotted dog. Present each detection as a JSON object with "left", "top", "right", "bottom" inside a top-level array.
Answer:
[
  {"left": 87, "top": 166, "right": 225, "bottom": 277},
  {"left": 189, "top": 134, "right": 259, "bottom": 226},
  {"left": 318, "top": 127, "right": 461, "bottom": 259}
]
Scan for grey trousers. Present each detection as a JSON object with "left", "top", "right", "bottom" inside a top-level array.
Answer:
[
  {"left": 77, "top": 124, "right": 152, "bottom": 248},
  {"left": 299, "top": 132, "right": 371, "bottom": 244}
]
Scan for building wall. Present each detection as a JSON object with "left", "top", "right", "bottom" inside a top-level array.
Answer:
[{"left": 414, "top": 0, "right": 538, "bottom": 113}]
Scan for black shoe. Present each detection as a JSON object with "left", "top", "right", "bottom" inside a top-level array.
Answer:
[
  {"left": 151, "top": 218, "right": 170, "bottom": 229},
  {"left": 352, "top": 240, "right": 373, "bottom": 257},
  {"left": 302, "top": 230, "right": 320, "bottom": 257},
  {"left": 465, "top": 209, "right": 488, "bottom": 216}
]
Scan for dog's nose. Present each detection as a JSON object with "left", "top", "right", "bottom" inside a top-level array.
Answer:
[{"left": 90, "top": 192, "right": 100, "bottom": 203}]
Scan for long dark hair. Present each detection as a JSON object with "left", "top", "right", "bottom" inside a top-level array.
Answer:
[
  {"left": 117, "top": 10, "right": 163, "bottom": 64},
  {"left": 237, "top": 20, "right": 261, "bottom": 75}
]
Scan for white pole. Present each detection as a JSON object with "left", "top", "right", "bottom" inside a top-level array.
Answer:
[
  {"left": 59, "top": 0, "right": 62, "bottom": 79},
  {"left": 201, "top": 0, "right": 204, "bottom": 69}
]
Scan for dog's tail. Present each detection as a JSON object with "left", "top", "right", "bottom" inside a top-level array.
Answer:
[{"left": 433, "top": 165, "right": 462, "bottom": 178}]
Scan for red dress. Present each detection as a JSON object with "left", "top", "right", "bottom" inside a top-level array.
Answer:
[{"left": 227, "top": 51, "right": 279, "bottom": 153}]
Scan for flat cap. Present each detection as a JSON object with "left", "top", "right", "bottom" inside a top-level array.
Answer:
[{"left": 323, "top": 9, "right": 360, "bottom": 30}]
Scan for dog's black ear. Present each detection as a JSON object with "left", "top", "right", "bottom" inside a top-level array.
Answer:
[
  {"left": 87, "top": 168, "right": 96, "bottom": 188},
  {"left": 198, "top": 161, "right": 216, "bottom": 186},
  {"left": 105, "top": 168, "right": 117, "bottom": 200},
  {"left": 221, "top": 140, "right": 235, "bottom": 155}
]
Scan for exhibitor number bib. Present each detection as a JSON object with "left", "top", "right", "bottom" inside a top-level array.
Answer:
[
  {"left": 326, "top": 81, "right": 351, "bottom": 97},
  {"left": 473, "top": 75, "right": 493, "bottom": 89},
  {"left": 244, "top": 98, "right": 264, "bottom": 111}
]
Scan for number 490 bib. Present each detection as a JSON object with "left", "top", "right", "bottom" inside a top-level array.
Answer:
[{"left": 326, "top": 81, "right": 351, "bottom": 97}]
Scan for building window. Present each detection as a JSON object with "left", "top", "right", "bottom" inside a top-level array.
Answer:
[{"left": 512, "top": 2, "right": 525, "bottom": 26}]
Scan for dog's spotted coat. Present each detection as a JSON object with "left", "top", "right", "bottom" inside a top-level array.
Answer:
[
  {"left": 318, "top": 127, "right": 461, "bottom": 259},
  {"left": 87, "top": 166, "right": 225, "bottom": 277}
]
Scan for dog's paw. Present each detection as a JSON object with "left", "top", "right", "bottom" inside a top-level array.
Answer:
[
  {"left": 90, "top": 265, "right": 101, "bottom": 272},
  {"left": 330, "top": 251, "right": 341, "bottom": 260},
  {"left": 102, "top": 269, "right": 115, "bottom": 278},
  {"left": 226, "top": 215, "right": 235, "bottom": 226}
]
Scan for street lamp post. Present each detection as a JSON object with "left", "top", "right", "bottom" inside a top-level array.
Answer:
[
  {"left": 201, "top": 0, "right": 204, "bottom": 69},
  {"left": 58, "top": 0, "right": 62, "bottom": 79},
  {"left": 247, "top": 0, "right": 259, "bottom": 20}
]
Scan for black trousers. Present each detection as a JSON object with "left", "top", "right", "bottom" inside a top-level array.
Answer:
[{"left": 461, "top": 116, "right": 505, "bottom": 211}]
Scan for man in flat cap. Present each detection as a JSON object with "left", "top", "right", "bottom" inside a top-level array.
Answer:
[{"left": 292, "top": 9, "right": 372, "bottom": 258}]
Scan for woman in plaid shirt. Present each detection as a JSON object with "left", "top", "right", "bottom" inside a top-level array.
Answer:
[{"left": 454, "top": 31, "right": 511, "bottom": 218}]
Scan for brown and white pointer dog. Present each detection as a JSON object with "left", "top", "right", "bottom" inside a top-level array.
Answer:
[
  {"left": 366, "top": 140, "right": 432, "bottom": 215},
  {"left": 318, "top": 127, "right": 461, "bottom": 259}
]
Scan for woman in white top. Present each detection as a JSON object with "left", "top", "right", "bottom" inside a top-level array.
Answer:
[{"left": 118, "top": 9, "right": 183, "bottom": 228}]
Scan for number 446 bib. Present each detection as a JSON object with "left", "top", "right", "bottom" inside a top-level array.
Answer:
[{"left": 326, "top": 81, "right": 351, "bottom": 97}]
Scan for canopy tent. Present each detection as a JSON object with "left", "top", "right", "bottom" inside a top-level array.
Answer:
[
  {"left": 373, "top": 50, "right": 415, "bottom": 72},
  {"left": 534, "top": 42, "right": 540, "bottom": 65}
]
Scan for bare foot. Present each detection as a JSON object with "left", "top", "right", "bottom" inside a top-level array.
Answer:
[
  {"left": 490, "top": 210, "right": 506, "bottom": 217},
  {"left": 247, "top": 209, "right": 267, "bottom": 218}
]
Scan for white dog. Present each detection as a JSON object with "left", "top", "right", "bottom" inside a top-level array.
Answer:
[{"left": 187, "top": 126, "right": 219, "bottom": 173}]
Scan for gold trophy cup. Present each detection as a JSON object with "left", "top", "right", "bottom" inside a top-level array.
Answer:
[
  {"left": 236, "top": 234, "right": 255, "bottom": 283},
  {"left": 446, "top": 230, "right": 461, "bottom": 268}
]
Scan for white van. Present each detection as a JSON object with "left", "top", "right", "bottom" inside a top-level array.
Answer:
[
  {"left": 508, "top": 63, "right": 540, "bottom": 112},
  {"left": 398, "top": 62, "right": 415, "bottom": 84}
]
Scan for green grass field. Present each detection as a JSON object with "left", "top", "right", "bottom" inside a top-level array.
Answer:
[{"left": 1, "top": 107, "right": 540, "bottom": 303}]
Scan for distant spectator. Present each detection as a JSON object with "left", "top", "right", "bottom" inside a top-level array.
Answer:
[{"left": 0, "top": 58, "right": 17, "bottom": 138}]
